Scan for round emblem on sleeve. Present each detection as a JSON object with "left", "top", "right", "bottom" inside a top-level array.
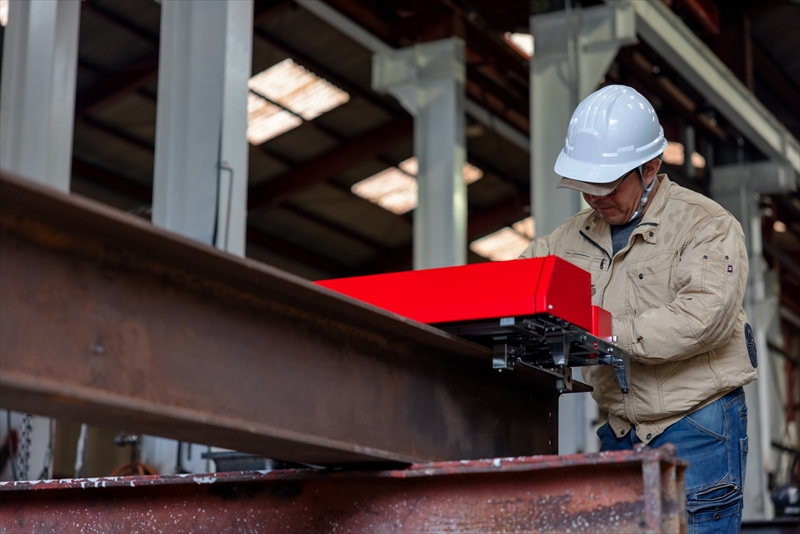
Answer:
[{"left": 744, "top": 322, "right": 757, "bottom": 368}]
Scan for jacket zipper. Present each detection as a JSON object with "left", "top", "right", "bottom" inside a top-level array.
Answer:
[{"left": 579, "top": 231, "right": 612, "bottom": 263}]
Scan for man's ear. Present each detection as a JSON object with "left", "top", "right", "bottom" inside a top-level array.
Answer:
[{"left": 644, "top": 157, "right": 662, "bottom": 180}]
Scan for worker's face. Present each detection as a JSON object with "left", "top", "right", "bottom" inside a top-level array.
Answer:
[{"left": 582, "top": 160, "right": 659, "bottom": 225}]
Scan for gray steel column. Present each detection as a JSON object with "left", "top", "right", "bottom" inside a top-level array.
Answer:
[
  {"left": 712, "top": 161, "right": 797, "bottom": 520},
  {"left": 531, "top": 4, "right": 636, "bottom": 456},
  {"left": 373, "top": 38, "right": 467, "bottom": 269},
  {"left": 0, "top": 0, "right": 80, "bottom": 192},
  {"left": 530, "top": 3, "right": 637, "bottom": 236},
  {"left": 153, "top": 0, "right": 253, "bottom": 256}
]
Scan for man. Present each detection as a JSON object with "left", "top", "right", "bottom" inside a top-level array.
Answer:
[{"left": 521, "top": 85, "right": 757, "bottom": 532}]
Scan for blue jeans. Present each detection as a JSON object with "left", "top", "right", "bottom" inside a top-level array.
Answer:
[{"left": 598, "top": 387, "right": 748, "bottom": 534}]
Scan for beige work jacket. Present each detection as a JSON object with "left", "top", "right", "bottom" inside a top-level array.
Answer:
[{"left": 520, "top": 175, "right": 758, "bottom": 444}]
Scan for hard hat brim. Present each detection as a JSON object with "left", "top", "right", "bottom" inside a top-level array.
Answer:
[
  {"left": 557, "top": 175, "right": 627, "bottom": 196},
  {"left": 553, "top": 138, "right": 667, "bottom": 191},
  {"left": 554, "top": 149, "right": 638, "bottom": 185}
]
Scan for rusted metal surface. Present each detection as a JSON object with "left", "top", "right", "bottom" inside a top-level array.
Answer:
[
  {"left": 0, "top": 445, "right": 687, "bottom": 534},
  {"left": 0, "top": 172, "right": 570, "bottom": 466}
]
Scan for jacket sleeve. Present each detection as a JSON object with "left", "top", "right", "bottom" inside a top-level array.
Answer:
[
  {"left": 614, "top": 214, "right": 748, "bottom": 365},
  {"left": 518, "top": 235, "right": 553, "bottom": 259}
]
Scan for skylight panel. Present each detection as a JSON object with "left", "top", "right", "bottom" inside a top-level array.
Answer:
[
  {"left": 470, "top": 217, "right": 535, "bottom": 261},
  {"left": 398, "top": 158, "right": 418, "bottom": 176},
  {"left": 246, "top": 93, "right": 302, "bottom": 145},
  {"left": 463, "top": 162, "right": 484, "bottom": 185},
  {"left": 663, "top": 141, "right": 706, "bottom": 169},
  {"left": 351, "top": 157, "right": 485, "bottom": 215},
  {"left": 246, "top": 59, "right": 350, "bottom": 144},
  {"left": 351, "top": 167, "right": 418, "bottom": 215},
  {"left": 512, "top": 217, "right": 535, "bottom": 239},
  {"left": 249, "top": 59, "right": 349, "bottom": 119},
  {"left": 504, "top": 32, "right": 533, "bottom": 58}
]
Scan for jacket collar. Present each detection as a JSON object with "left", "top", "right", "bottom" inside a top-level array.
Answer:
[{"left": 580, "top": 173, "right": 670, "bottom": 248}]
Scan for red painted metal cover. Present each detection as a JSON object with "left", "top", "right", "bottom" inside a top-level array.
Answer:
[
  {"left": 592, "top": 306, "right": 613, "bottom": 342},
  {"left": 316, "top": 256, "right": 593, "bottom": 333}
]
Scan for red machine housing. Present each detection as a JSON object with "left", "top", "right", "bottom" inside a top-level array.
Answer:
[
  {"left": 317, "top": 256, "right": 608, "bottom": 337},
  {"left": 592, "top": 306, "right": 614, "bottom": 342}
]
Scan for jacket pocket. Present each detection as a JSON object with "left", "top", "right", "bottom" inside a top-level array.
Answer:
[
  {"left": 563, "top": 251, "right": 606, "bottom": 274},
  {"left": 658, "top": 354, "right": 719, "bottom": 417},
  {"left": 625, "top": 252, "right": 676, "bottom": 315},
  {"left": 700, "top": 254, "right": 730, "bottom": 307}
]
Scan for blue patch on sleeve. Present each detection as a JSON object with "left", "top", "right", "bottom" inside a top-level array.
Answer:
[{"left": 744, "top": 323, "right": 757, "bottom": 368}]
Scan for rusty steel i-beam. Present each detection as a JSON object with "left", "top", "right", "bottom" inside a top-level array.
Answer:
[
  {"left": 0, "top": 446, "right": 687, "bottom": 533},
  {"left": 0, "top": 173, "right": 572, "bottom": 466}
]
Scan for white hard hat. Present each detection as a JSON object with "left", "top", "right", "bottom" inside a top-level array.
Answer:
[{"left": 555, "top": 85, "right": 667, "bottom": 194}]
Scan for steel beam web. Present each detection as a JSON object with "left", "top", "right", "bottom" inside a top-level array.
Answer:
[{"left": 0, "top": 173, "right": 560, "bottom": 466}]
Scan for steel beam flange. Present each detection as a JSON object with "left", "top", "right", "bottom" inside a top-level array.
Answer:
[{"left": 0, "top": 445, "right": 688, "bottom": 533}]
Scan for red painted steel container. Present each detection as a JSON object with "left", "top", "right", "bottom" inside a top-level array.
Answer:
[{"left": 317, "top": 256, "right": 596, "bottom": 334}]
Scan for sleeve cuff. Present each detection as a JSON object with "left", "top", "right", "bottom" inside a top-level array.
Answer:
[{"left": 612, "top": 316, "right": 638, "bottom": 360}]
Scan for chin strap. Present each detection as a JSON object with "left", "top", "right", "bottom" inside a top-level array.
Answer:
[{"left": 628, "top": 154, "right": 663, "bottom": 222}]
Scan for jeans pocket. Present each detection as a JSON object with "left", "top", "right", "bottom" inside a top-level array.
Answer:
[
  {"left": 687, "top": 484, "right": 742, "bottom": 534},
  {"left": 684, "top": 401, "right": 726, "bottom": 440}
]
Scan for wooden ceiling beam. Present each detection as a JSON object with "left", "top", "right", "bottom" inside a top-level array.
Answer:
[
  {"left": 83, "top": 0, "right": 159, "bottom": 44},
  {"left": 75, "top": 52, "right": 159, "bottom": 116},
  {"left": 80, "top": 116, "right": 155, "bottom": 152},
  {"left": 617, "top": 47, "right": 727, "bottom": 140},
  {"left": 315, "top": 0, "right": 529, "bottom": 129},
  {"left": 253, "top": 0, "right": 294, "bottom": 25},
  {"left": 253, "top": 27, "right": 403, "bottom": 117},
  {"left": 71, "top": 157, "right": 349, "bottom": 277},
  {"left": 71, "top": 158, "right": 152, "bottom": 203},
  {"left": 467, "top": 64, "right": 529, "bottom": 119},
  {"left": 467, "top": 195, "right": 530, "bottom": 242},
  {"left": 674, "top": 0, "right": 720, "bottom": 36},
  {"left": 465, "top": 77, "right": 529, "bottom": 135},
  {"left": 752, "top": 40, "right": 800, "bottom": 119},
  {"left": 320, "top": 0, "right": 401, "bottom": 45},
  {"left": 248, "top": 115, "right": 413, "bottom": 213},
  {"left": 75, "top": 0, "right": 292, "bottom": 118},
  {"left": 436, "top": 0, "right": 528, "bottom": 82},
  {"left": 281, "top": 203, "right": 388, "bottom": 252},
  {"left": 246, "top": 228, "right": 351, "bottom": 277},
  {"left": 326, "top": 181, "right": 413, "bottom": 227},
  {"left": 356, "top": 190, "right": 530, "bottom": 275}
]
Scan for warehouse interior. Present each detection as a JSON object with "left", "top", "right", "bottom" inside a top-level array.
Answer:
[{"left": 0, "top": 0, "right": 798, "bottom": 530}]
